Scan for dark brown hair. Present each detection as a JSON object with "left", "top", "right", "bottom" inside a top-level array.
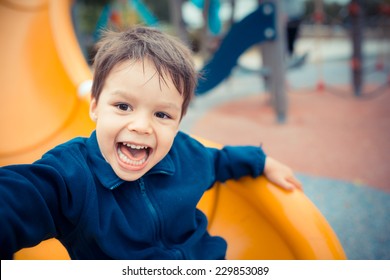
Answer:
[{"left": 91, "top": 26, "right": 197, "bottom": 118}]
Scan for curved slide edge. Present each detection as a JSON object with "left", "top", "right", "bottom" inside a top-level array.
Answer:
[
  {"left": 50, "top": 0, "right": 93, "bottom": 96},
  {"left": 218, "top": 177, "right": 346, "bottom": 259}
]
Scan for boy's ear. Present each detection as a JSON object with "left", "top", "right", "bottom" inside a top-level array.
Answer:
[{"left": 89, "top": 98, "right": 98, "bottom": 122}]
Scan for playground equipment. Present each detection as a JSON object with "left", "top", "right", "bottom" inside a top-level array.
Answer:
[
  {"left": 1, "top": 0, "right": 345, "bottom": 260},
  {"left": 196, "top": 1, "right": 288, "bottom": 123},
  {"left": 195, "top": 3, "right": 277, "bottom": 95},
  {"left": 191, "top": 0, "right": 222, "bottom": 35},
  {"left": 94, "top": 0, "right": 158, "bottom": 41},
  {"left": 312, "top": 0, "right": 389, "bottom": 98}
]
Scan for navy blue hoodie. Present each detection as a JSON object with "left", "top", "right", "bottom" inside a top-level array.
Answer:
[{"left": 0, "top": 131, "right": 266, "bottom": 259}]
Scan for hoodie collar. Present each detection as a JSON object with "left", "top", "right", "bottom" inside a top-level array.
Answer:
[{"left": 86, "top": 131, "right": 175, "bottom": 190}]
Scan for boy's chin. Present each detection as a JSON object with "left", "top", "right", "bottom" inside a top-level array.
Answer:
[{"left": 115, "top": 170, "right": 145, "bottom": 182}]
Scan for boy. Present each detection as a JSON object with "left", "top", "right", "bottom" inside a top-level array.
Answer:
[{"left": 0, "top": 26, "right": 301, "bottom": 260}]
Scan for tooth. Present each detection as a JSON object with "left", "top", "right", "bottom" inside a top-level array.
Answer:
[{"left": 122, "top": 143, "right": 148, "bottom": 150}]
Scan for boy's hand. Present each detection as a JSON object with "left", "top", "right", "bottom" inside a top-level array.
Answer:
[{"left": 263, "top": 157, "right": 302, "bottom": 191}]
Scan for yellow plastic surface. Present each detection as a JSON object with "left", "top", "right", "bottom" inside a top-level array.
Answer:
[
  {"left": 2, "top": 0, "right": 346, "bottom": 260},
  {"left": 0, "top": 0, "right": 95, "bottom": 165}
]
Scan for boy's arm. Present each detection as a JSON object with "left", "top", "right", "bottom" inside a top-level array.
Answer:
[
  {"left": 207, "top": 144, "right": 266, "bottom": 182},
  {"left": 206, "top": 144, "right": 301, "bottom": 191},
  {"left": 0, "top": 163, "right": 70, "bottom": 259},
  {"left": 179, "top": 133, "right": 301, "bottom": 191}
]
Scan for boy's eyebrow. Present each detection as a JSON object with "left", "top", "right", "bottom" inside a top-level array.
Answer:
[
  {"left": 109, "top": 90, "right": 134, "bottom": 100},
  {"left": 158, "top": 102, "right": 181, "bottom": 112},
  {"left": 110, "top": 90, "right": 182, "bottom": 112}
]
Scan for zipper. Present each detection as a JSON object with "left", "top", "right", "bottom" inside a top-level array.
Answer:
[
  {"left": 137, "top": 177, "right": 184, "bottom": 259},
  {"left": 138, "top": 178, "right": 164, "bottom": 247}
]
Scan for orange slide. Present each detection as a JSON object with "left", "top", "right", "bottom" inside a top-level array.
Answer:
[{"left": 0, "top": 0, "right": 346, "bottom": 260}]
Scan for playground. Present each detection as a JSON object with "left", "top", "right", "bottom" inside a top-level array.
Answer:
[{"left": 1, "top": 0, "right": 389, "bottom": 260}]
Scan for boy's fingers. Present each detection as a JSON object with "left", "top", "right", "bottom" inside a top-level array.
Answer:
[
  {"left": 287, "top": 176, "right": 303, "bottom": 191},
  {"left": 276, "top": 179, "right": 294, "bottom": 191}
]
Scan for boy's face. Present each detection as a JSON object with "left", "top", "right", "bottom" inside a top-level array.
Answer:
[{"left": 90, "top": 59, "right": 183, "bottom": 181}]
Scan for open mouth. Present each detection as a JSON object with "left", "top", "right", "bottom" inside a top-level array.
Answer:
[{"left": 117, "top": 142, "right": 151, "bottom": 167}]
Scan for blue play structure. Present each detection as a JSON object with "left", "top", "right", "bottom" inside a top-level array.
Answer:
[
  {"left": 93, "top": 0, "right": 158, "bottom": 41},
  {"left": 196, "top": 2, "right": 277, "bottom": 95},
  {"left": 131, "top": 0, "right": 159, "bottom": 26},
  {"left": 191, "top": 0, "right": 222, "bottom": 35}
]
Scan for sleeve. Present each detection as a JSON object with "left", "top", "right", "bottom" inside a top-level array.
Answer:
[
  {"left": 175, "top": 132, "right": 267, "bottom": 184},
  {"left": 206, "top": 144, "right": 267, "bottom": 183},
  {"left": 0, "top": 145, "right": 91, "bottom": 260},
  {"left": 0, "top": 163, "right": 68, "bottom": 259}
]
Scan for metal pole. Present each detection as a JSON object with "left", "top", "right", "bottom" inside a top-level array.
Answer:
[
  {"left": 314, "top": 0, "right": 325, "bottom": 91},
  {"left": 169, "top": 0, "right": 189, "bottom": 44},
  {"left": 261, "top": 0, "right": 287, "bottom": 123},
  {"left": 350, "top": 0, "right": 363, "bottom": 97}
]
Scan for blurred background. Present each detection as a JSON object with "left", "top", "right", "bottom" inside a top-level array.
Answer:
[{"left": 73, "top": 0, "right": 389, "bottom": 66}]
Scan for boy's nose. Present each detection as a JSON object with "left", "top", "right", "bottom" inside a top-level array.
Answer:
[{"left": 127, "top": 116, "right": 153, "bottom": 135}]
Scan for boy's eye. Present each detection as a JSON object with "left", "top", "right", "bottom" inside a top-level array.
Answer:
[
  {"left": 116, "top": 103, "right": 131, "bottom": 111},
  {"left": 155, "top": 112, "right": 171, "bottom": 119}
]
